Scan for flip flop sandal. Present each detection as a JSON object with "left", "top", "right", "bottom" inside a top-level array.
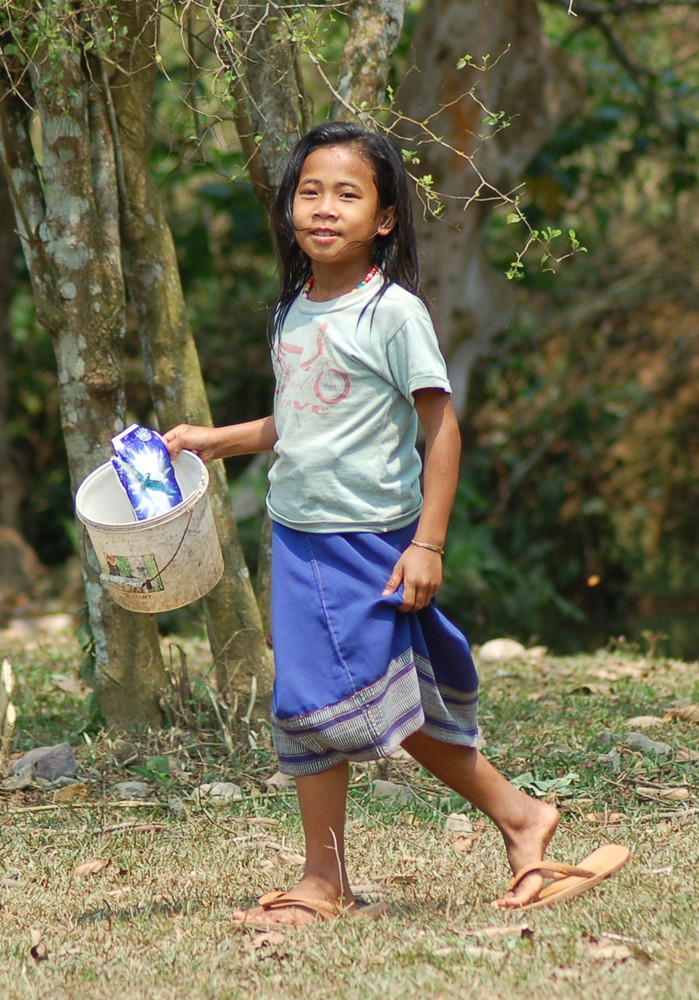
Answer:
[
  {"left": 497, "top": 843, "right": 632, "bottom": 911},
  {"left": 236, "top": 890, "right": 388, "bottom": 930}
]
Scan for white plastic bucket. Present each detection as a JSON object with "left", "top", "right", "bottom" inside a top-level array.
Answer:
[{"left": 75, "top": 450, "right": 223, "bottom": 613}]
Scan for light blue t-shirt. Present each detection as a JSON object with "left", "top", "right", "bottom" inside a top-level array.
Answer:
[{"left": 267, "top": 275, "right": 452, "bottom": 533}]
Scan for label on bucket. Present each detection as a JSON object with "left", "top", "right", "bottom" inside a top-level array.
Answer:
[{"left": 104, "top": 553, "right": 165, "bottom": 593}]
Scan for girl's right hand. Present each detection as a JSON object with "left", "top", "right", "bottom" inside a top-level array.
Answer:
[
  {"left": 382, "top": 545, "right": 442, "bottom": 612},
  {"left": 162, "top": 424, "right": 220, "bottom": 463}
]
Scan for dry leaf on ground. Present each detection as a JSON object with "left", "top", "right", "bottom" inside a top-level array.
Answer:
[
  {"left": 591, "top": 661, "right": 646, "bottom": 680},
  {"left": 0, "top": 876, "right": 23, "bottom": 888},
  {"left": 73, "top": 857, "right": 111, "bottom": 877},
  {"left": 582, "top": 932, "right": 651, "bottom": 964},
  {"left": 265, "top": 771, "right": 295, "bottom": 790},
  {"left": 584, "top": 811, "right": 627, "bottom": 823},
  {"left": 636, "top": 785, "right": 690, "bottom": 801},
  {"left": 459, "top": 924, "right": 533, "bottom": 940},
  {"left": 53, "top": 782, "right": 90, "bottom": 804},
  {"left": 569, "top": 683, "right": 610, "bottom": 695},
  {"left": 662, "top": 705, "right": 699, "bottom": 723},
  {"left": 277, "top": 851, "right": 306, "bottom": 866},
  {"left": 452, "top": 833, "right": 482, "bottom": 854},
  {"left": 105, "top": 887, "right": 131, "bottom": 900},
  {"left": 634, "top": 785, "right": 689, "bottom": 802}
]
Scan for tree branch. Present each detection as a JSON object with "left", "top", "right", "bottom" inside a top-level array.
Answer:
[
  {"left": 212, "top": 1, "right": 308, "bottom": 206},
  {"left": 546, "top": 0, "right": 699, "bottom": 13}
]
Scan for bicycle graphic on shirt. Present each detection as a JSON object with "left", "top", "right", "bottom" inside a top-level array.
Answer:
[{"left": 276, "top": 324, "right": 351, "bottom": 405}]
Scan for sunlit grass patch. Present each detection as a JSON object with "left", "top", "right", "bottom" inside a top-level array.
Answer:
[{"left": 0, "top": 630, "right": 697, "bottom": 999}]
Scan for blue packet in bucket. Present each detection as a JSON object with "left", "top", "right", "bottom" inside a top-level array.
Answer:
[{"left": 111, "top": 424, "right": 183, "bottom": 521}]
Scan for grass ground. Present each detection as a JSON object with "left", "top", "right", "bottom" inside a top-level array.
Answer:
[{"left": 1, "top": 624, "right": 698, "bottom": 1000}]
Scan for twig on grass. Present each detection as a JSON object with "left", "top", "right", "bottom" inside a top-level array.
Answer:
[
  {"left": 1, "top": 800, "right": 167, "bottom": 815},
  {"left": 196, "top": 800, "right": 280, "bottom": 836},
  {"left": 637, "top": 806, "right": 699, "bottom": 822},
  {"left": 96, "top": 822, "right": 170, "bottom": 835},
  {"left": 2, "top": 800, "right": 279, "bottom": 828}
]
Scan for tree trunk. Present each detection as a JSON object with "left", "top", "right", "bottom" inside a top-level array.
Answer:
[
  {"left": 215, "top": 1, "right": 310, "bottom": 206},
  {"left": 0, "top": 170, "right": 22, "bottom": 531},
  {"left": 0, "top": 12, "right": 165, "bottom": 728},
  {"left": 333, "top": 0, "right": 409, "bottom": 118},
  {"left": 397, "top": 0, "right": 584, "bottom": 414},
  {"left": 104, "top": 1, "right": 273, "bottom": 706}
]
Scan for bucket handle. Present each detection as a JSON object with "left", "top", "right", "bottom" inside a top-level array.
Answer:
[{"left": 80, "top": 508, "right": 196, "bottom": 594}]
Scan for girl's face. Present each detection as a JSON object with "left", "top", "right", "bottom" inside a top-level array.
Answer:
[{"left": 292, "top": 144, "right": 394, "bottom": 273}]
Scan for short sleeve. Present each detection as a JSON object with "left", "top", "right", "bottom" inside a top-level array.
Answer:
[{"left": 384, "top": 302, "right": 451, "bottom": 400}]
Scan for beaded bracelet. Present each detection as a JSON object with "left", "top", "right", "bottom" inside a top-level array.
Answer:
[{"left": 410, "top": 539, "right": 445, "bottom": 556}]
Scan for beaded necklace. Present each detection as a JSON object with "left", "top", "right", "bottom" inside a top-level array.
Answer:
[{"left": 302, "top": 265, "right": 378, "bottom": 299}]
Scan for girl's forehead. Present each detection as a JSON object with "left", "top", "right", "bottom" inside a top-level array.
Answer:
[{"left": 298, "top": 144, "right": 375, "bottom": 185}]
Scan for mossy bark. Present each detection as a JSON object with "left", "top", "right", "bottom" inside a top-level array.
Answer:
[
  {"left": 104, "top": 2, "right": 274, "bottom": 706},
  {"left": 333, "top": 0, "right": 409, "bottom": 117},
  {"left": 0, "top": 170, "right": 22, "bottom": 530},
  {"left": 0, "top": 18, "right": 166, "bottom": 728}
]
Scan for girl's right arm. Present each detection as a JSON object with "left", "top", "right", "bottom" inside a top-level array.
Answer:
[{"left": 163, "top": 415, "right": 277, "bottom": 463}]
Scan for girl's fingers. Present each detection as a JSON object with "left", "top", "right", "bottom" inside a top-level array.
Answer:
[
  {"left": 399, "top": 581, "right": 439, "bottom": 612},
  {"left": 398, "top": 583, "right": 416, "bottom": 610},
  {"left": 162, "top": 425, "right": 188, "bottom": 458},
  {"left": 382, "top": 561, "right": 404, "bottom": 596},
  {"left": 400, "top": 593, "right": 425, "bottom": 612},
  {"left": 163, "top": 424, "right": 211, "bottom": 460},
  {"left": 383, "top": 551, "right": 441, "bottom": 608}
]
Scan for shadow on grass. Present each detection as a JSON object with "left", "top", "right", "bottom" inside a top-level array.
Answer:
[{"left": 73, "top": 896, "right": 200, "bottom": 927}]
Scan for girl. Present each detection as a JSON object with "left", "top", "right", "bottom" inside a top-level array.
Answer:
[{"left": 164, "top": 122, "right": 569, "bottom": 926}]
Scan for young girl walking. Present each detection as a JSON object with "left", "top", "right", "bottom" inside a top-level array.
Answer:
[{"left": 164, "top": 121, "right": 628, "bottom": 927}]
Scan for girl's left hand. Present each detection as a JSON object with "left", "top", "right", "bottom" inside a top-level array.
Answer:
[{"left": 382, "top": 546, "right": 443, "bottom": 612}]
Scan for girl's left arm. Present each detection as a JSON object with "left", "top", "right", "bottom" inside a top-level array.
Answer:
[{"left": 382, "top": 388, "right": 460, "bottom": 612}]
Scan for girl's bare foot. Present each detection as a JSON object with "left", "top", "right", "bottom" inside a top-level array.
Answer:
[
  {"left": 233, "top": 875, "right": 356, "bottom": 929},
  {"left": 399, "top": 737, "right": 561, "bottom": 911},
  {"left": 492, "top": 799, "right": 560, "bottom": 909}
]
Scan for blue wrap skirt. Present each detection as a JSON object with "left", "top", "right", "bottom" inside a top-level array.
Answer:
[{"left": 270, "top": 521, "right": 479, "bottom": 776}]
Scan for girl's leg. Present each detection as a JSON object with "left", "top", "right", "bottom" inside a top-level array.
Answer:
[
  {"left": 402, "top": 731, "right": 559, "bottom": 908},
  {"left": 233, "top": 760, "right": 354, "bottom": 927}
]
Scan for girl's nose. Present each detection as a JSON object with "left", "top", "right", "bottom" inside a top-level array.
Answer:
[{"left": 313, "top": 195, "right": 338, "bottom": 218}]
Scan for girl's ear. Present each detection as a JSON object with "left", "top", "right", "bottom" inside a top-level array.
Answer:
[{"left": 377, "top": 208, "right": 396, "bottom": 236}]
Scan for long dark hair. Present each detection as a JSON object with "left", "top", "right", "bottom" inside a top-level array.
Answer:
[{"left": 269, "top": 121, "right": 421, "bottom": 339}]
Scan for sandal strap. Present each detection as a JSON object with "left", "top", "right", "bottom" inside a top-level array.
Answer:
[
  {"left": 258, "top": 890, "right": 342, "bottom": 919},
  {"left": 508, "top": 861, "right": 597, "bottom": 891}
]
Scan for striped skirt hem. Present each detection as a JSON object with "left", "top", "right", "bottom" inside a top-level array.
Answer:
[{"left": 272, "top": 651, "right": 479, "bottom": 777}]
